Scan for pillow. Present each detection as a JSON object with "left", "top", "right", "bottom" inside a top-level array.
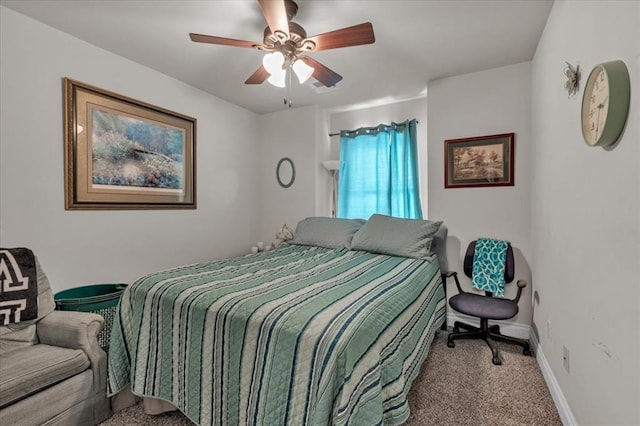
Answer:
[
  {"left": 291, "top": 217, "right": 366, "bottom": 249},
  {"left": 350, "top": 214, "right": 443, "bottom": 259},
  {"left": 0, "top": 256, "right": 56, "bottom": 355},
  {"left": 431, "top": 223, "right": 449, "bottom": 273}
]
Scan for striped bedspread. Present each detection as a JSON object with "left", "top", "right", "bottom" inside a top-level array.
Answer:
[{"left": 108, "top": 244, "right": 445, "bottom": 425}]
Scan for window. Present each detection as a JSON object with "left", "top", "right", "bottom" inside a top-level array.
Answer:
[{"left": 337, "top": 119, "right": 422, "bottom": 220}]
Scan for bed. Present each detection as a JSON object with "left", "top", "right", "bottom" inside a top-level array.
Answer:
[{"left": 107, "top": 215, "right": 448, "bottom": 425}]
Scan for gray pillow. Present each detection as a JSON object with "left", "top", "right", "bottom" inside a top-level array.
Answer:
[
  {"left": 291, "top": 217, "right": 366, "bottom": 249},
  {"left": 431, "top": 224, "right": 449, "bottom": 273},
  {"left": 350, "top": 214, "right": 443, "bottom": 259}
]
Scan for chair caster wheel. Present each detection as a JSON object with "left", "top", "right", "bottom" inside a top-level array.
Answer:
[
  {"left": 447, "top": 340, "right": 455, "bottom": 348},
  {"left": 523, "top": 348, "right": 532, "bottom": 356},
  {"left": 492, "top": 356, "right": 502, "bottom": 365}
]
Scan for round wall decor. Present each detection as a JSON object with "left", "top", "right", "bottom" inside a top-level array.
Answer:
[{"left": 276, "top": 157, "right": 295, "bottom": 188}]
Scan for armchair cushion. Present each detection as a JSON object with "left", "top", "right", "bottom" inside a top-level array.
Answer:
[
  {"left": 37, "top": 310, "right": 106, "bottom": 393},
  {"left": 0, "top": 323, "right": 37, "bottom": 355},
  {"left": 0, "top": 344, "right": 89, "bottom": 408}
]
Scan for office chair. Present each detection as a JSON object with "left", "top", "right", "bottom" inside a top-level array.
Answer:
[{"left": 446, "top": 240, "right": 532, "bottom": 365}]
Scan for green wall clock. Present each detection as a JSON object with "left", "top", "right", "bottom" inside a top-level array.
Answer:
[{"left": 581, "top": 60, "right": 631, "bottom": 147}]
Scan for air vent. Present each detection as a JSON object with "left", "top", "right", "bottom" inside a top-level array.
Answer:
[{"left": 306, "top": 78, "right": 339, "bottom": 94}]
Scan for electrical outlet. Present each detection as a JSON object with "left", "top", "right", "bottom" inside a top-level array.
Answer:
[
  {"left": 547, "top": 320, "right": 552, "bottom": 342},
  {"left": 563, "top": 345, "right": 570, "bottom": 373}
]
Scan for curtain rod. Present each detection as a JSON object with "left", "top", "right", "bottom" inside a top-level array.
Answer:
[{"left": 329, "top": 120, "right": 419, "bottom": 137}]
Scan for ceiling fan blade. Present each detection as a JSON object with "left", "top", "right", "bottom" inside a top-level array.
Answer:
[
  {"left": 189, "top": 33, "right": 262, "bottom": 49},
  {"left": 258, "top": 0, "right": 289, "bottom": 40},
  {"left": 303, "top": 22, "right": 375, "bottom": 52},
  {"left": 245, "top": 65, "right": 270, "bottom": 84},
  {"left": 300, "top": 56, "right": 343, "bottom": 87}
]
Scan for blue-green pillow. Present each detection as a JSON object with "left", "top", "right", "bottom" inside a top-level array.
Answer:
[
  {"left": 350, "top": 214, "right": 443, "bottom": 259},
  {"left": 291, "top": 217, "right": 366, "bottom": 249}
]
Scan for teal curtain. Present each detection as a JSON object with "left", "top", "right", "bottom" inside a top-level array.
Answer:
[{"left": 337, "top": 119, "right": 423, "bottom": 219}]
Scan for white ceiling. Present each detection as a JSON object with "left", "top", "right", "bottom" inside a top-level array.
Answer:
[{"left": 1, "top": 0, "right": 553, "bottom": 115}]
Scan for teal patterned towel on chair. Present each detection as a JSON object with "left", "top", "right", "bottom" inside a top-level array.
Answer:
[{"left": 471, "top": 238, "right": 509, "bottom": 297}]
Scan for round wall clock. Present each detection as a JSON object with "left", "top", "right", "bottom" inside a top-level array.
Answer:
[{"left": 581, "top": 60, "right": 631, "bottom": 147}]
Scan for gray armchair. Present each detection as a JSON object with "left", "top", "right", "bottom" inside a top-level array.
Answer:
[{"left": 0, "top": 255, "right": 111, "bottom": 425}]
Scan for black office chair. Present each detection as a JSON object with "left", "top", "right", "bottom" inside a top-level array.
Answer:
[{"left": 446, "top": 240, "right": 532, "bottom": 365}]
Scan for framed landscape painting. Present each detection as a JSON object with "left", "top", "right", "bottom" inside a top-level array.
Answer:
[
  {"left": 444, "top": 133, "right": 514, "bottom": 188},
  {"left": 64, "top": 78, "right": 196, "bottom": 209}
]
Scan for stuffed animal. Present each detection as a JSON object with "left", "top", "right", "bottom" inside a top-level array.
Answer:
[{"left": 274, "top": 223, "right": 294, "bottom": 247}]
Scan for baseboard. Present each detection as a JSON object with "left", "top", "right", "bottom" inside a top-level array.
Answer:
[
  {"left": 529, "top": 331, "right": 577, "bottom": 426},
  {"left": 446, "top": 312, "right": 530, "bottom": 339}
]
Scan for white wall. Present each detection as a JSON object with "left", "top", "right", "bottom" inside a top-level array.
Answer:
[
  {"left": 256, "top": 105, "right": 321, "bottom": 244},
  {"left": 427, "top": 62, "right": 533, "bottom": 326},
  {"left": 0, "top": 7, "right": 260, "bottom": 291},
  {"left": 315, "top": 109, "right": 333, "bottom": 218},
  {"left": 530, "top": 1, "right": 640, "bottom": 424}
]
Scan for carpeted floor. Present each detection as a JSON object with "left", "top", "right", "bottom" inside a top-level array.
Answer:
[{"left": 101, "top": 332, "right": 562, "bottom": 425}]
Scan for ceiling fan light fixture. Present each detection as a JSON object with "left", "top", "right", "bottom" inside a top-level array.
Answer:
[
  {"left": 190, "top": 1, "right": 376, "bottom": 91},
  {"left": 262, "top": 51, "right": 285, "bottom": 74},
  {"left": 292, "top": 58, "right": 314, "bottom": 84},
  {"left": 267, "top": 69, "right": 287, "bottom": 88}
]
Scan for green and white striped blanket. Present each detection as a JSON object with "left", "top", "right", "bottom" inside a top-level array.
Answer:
[{"left": 108, "top": 244, "right": 445, "bottom": 425}]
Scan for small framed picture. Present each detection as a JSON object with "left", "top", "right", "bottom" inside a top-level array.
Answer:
[
  {"left": 64, "top": 78, "right": 196, "bottom": 209},
  {"left": 444, "top": 133, "right": 514, "bottom": 188}
]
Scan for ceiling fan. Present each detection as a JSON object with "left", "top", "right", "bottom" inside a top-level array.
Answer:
[{"left": 189, "top": 0, "right": 375, "bottom": 89}]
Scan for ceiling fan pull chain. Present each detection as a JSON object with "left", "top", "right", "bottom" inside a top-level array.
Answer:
[{"left": 286, "top": 66, "right": 293, "bottom": 108}]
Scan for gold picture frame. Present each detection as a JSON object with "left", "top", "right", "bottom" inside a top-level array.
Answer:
[
  {"left": 64, "top": 78, "right": 196, "bottom": 209},
  {"left": 444, "top": 133, "right": 514, "bottom": 188}
]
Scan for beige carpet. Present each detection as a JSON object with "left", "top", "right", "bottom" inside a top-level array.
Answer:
[{"left": 101, "top": 333, "right": 561, "bottom": 425}]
